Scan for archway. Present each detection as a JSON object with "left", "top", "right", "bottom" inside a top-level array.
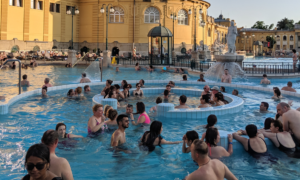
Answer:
[
  {"left": 80, "top": 46, "right": 89, "bottom": 55},
  {"left": 112, "top": 47, "right": 119, "bottom": 56},
  {"left": 33, "top": 46, "right": 40, "bottom": 51}
]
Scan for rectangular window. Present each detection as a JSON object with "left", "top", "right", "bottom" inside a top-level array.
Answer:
[
  {"left": 37, "top": 1, "right": 43, "bottom": 10},
  {"left": 50, "top": 3, "right": 55, "bottom": 12},
  {"left": 31, "top": 0, "right": 35, "bottom": 9},
  {"left": 17, "top": 0, "right": 22, "bottom": 7},
  {"left": 276, "top": 45, "right": 280, "bottom": 50},
  {"left": 66, "top": 6, "right": 71, "bottom": 14},
  {"left": 9, "top": 0, "right": 14, "bottom": 6},
  {"left": 56, "top": 4, "right": 60, "bottom": 13},
  {"left": 290, "top": 45, "right": 293, "bottom": 50}
]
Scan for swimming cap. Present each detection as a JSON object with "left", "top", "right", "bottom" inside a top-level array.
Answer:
[{"left": 163, "top": 67, "right": 167, "bottom": 70}]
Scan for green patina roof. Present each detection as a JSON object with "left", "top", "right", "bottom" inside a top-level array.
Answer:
[{"left": 148, "top": 24, "right": 173, "bottom": 37}]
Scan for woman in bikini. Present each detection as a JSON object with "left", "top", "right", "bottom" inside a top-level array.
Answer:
[
  {"left": 56, "top": 123, "right": 83, "bottom": 139},
  {"left": 133, "top": 83, "right": 143, "bottom": 96},
  {"left": 87, "top": 104, "right": 108, "bottom": 135},
  {"left": 131, "top": 102, "right": 150, "bottom": 126}
]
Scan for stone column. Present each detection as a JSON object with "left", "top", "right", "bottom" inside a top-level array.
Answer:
[
  {"left": 102, "top": 50, "right": 111, "bottom": 68},
  {"left": 67, "top": 50, "right": 77, "bottom": 66}
]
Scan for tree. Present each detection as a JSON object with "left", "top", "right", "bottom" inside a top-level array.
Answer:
[
  {"left": 266, "top": 36, "right": 276, "bottom": 49},
  {"left": 251, "top": 21, "right": 274, "bottom": 30},
  {"left": 277, "top": 18, "right": 294, "bottom": 30},
  {"left": 296, "top": 20, "right": 300, "bottom": 25}
]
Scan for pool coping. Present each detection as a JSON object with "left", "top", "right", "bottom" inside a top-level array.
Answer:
[{"left": 1, "top": 80, "right": 300, "bottom": 114}]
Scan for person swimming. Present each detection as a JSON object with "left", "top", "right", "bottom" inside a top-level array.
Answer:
[{"left": 56, "top": 123, "right": 83, "bottom": 139}]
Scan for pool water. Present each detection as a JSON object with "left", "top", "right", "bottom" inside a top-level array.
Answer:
[{"left": 1, "top": 84, "right": 300, "bottom": 179}]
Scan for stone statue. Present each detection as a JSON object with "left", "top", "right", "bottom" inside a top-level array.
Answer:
[{"left": 227, "top": 21, "right": 237, "bottom": 54}]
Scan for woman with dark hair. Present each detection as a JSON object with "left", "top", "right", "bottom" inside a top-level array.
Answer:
[
  {"left": 147, "top": 65, "right": 154, "bottom": 72},
  {"left": 56, "top": 123, "right": 83, "bottom": 139},
  {"left": 121, "top": 80, "right": 127, "bottom": 89},
  {"left": 259, "top": 117, "right": 273, "bottom": 131},
  {"left": 182, "top": 130, "right": 199, "bottom": 153},
  {"left": 67, "top": 89, "right": 75, "bottom": 98},
  {"left": 213, "top": 92, "right": 225, "bottom": 106},
  {"left": 198, "top": 94, "right": 212, "bottom": 108},
  {"left": 219, "top": 93, "right": 229, "bottom": 104},
  {"left": 220, "top": 86, "right": 226, "bottom": 93},
  {"left": 182, "top": 75, "right": 187, "bottom": 81},
  {"left": 139, "top": 79, "right": 145, "bottom": 87},
  {"left": 101, "top": 79, "right": 113, "bottom": 96},
  {"left": 205, "top": 128, "right": 233, "bottom": 158},
  {"left": 104, "top": 109, "right": 118, "bottom": 126},
  {"left": 104, "top": 86, "right": 117, "bottom": 99},
  {"left": 135, "top": 62, "right": 140, "bottom": 71},
  {"left": 200, "top": 114, "right": 219, "bottom": 140},
  {"left": 131, "top": 102, "right": 151, "bottom": 125},
  {"left": 104, "top": 105, "right": 113, "bottom": 118},
  {"left": 23, "top": 143, "right": 62, "bottom": 180},
  {"left": 140, "top": 121, "right": 181, "bottom": 151},
  {"left": 122, "top": 84, "right": 131, "bottom": 99},
  {"left": 133, "top": 83, "right": 144, "bottom": 96},
  {"left": 272, "top": 87, "right": 283, "bottom": 99},
  {"left": 179, "top": 68, "right": 184, "bottom": 73}
]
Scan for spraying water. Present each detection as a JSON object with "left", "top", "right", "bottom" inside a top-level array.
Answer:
[
  {"left": 205, "top": 62, "right": 245, "bottom": 81},
  {"left": 84, "top": 60, "right": 101, "bottom": 82}
]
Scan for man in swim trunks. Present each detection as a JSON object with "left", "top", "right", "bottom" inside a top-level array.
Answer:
[
  {"left": 281, "top": 82, "right": 296, "bottom": 92},
  {"left": 259, "top": 102, "right": 269, "bottom": 113},
  {"left": 80, "top": 73, "right": 91, "bottom": 83},
  {"left": 221, "top": 69, "right": 232, "bottom": 83},
  {"left": 277, "top": 102, "right": 300, "bottom": 146},
  {"left": 175, "top": 95, "right": 189, "bottom": 109},
  {"left": 42, "top": 78, "right": 52, "bottom": 88},
  {"left": 260, "top": 74, "right": 271, "bottom": 84},
  {"left": 111, "top": 114, "right": 130, "bottom": 152},
  {"left": 42, "top": 130, "right": 74, "bottom": 180},
  {"left": 185, "top": 140, "right": 237, "bottom": 180}
]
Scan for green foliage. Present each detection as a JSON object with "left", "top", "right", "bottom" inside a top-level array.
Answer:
[
  {"left": 296, "top": 20, "right": 300, "bottom": 25},
  {"left": 266, "top": 36, "right": 276, "bottom": 49},
  {"left": 277, "top": 18, "right": 294, "bottom": 30},
  {"left": 251, "top": 21, "right": 274, "bottom": 30}
]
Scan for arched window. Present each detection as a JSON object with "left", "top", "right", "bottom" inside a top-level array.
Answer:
[
  {"left": 144, "top": 7, "right": 160, "bottom": 23},
  {"left": 11, "top": 45, "right": 19, "bottom": 52},
  {"left": 110, "top": 7, "right": 124, "bottom": 23},
  {"left": 208, "top": 28, "right": 211, "bottom": 37},
  {"left": 283, "top": 36, "right": 287, "bottom": 41},
  {"left": 178, "top": 9, "right": 188, "bottom": 25},
  {"left": 52, "top": 46, "right": 57, "bottom": 49},
  {"left": 198, "top": 14, "right": 203, "bottom": 26},
  {"left": 290, "top": 36, "right": 294, "bottom": 41},
  {"left": 33, "top": 46, "right": 40, "bottom": 51}
]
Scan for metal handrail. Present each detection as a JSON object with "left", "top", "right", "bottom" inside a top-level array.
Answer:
[{"left": 3, "top": 59, "right": 22, "bottom": 94}]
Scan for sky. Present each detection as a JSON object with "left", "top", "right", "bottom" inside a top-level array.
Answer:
[{"left": 207, "top": 0, "right": 300, "bottom": 28}]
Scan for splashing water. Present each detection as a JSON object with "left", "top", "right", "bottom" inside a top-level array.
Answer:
[
  {"left": 205, "top": 62, "right": 245, "bottom": 81},
  {"left": 84, "top": 61, "right": 101, "bottom": 82}
]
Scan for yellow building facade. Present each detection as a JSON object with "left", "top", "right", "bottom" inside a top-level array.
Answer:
[{"left": 0, "top": 0, "right": 229, "bottom": 55}]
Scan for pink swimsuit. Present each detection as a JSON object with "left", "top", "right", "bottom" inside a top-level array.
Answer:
[{"left": 138, "top": 112, "right": 150, "bottom": 124}]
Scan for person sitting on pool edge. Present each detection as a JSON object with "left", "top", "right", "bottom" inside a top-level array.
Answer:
[
  {"left": 84, "top": 85, "right": 91, "bottom": 92},
  {"left": 56, "top": 123, "right": 83, "bottom": 139},
  {"left": 281, "top": 81, "right": 296, "bottom": 92},
  {"left": 182, "top": 130, "right": 199, "bottom": 153},
  {"left": 80, "top": 73, "right": 91, "bottom": 83},
  {"left": 197, "top": 74, "right": 206, "bottom": 82},
  {"left": 23, "top": 143, "right": 62, "bottom": 180},
  {"left": 259, "top": 120, "right": 295, "bottom": 154},
  {"left": 140, "top": 121, "right": 182, "bottom": 152},
  {"left": 110, "top": 114, "right": 130, "bottom": 153},
  {"left": 260, "top": 102, "right": 269, "bottom": 112},
  {"left": 131, "top": 102, "right": 151, "bottom": 125},
  {"left": 260, "top": 74, "right": 271, "bottom": 85},
  {"left": 41, "top": 130, "right": 74, "bottom": 180},
  {"left": 204, "top": 128, "right": 233, "bottom": 159},
  {"left": 233, "top": 124, "right": 268, "bottom": 159},
  {"left": 175, "top": 95, "right": 189, "bottom": 109},
  {"left": 185, "top": 140, "right": 237, "bottom": 180}
]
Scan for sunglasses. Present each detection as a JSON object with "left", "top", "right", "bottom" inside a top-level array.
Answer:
[
  {"left": 26, "top": 162, "right": 47, "bottom": 171},
  {"left": 203, "top": 87, "right": 207, "bottom": 89},
  {"left": 137, "top": 86, "right": 141, "bottom": 87}
]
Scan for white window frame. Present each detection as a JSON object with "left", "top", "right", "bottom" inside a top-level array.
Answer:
[
  {"left": 178, "top": 9, "right": 188, "bottom": 25},
  {"left": 144, "top": 7, "right": 160, "bottom": 24},
  {"left": 110, "top": 7, "right": 124, "bottom": 23}
]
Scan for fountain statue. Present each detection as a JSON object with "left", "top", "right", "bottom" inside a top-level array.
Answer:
[{"left": 206, "top": 21, "right": 245, "bottom": 79}]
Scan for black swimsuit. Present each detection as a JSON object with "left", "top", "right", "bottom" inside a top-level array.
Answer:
[
  {"left": 276, "top": 133, "right": 296, "bottom": 153},
  {"left": 141, "top": 131, "right": 162, "bottom": 151},
  {"left": 23, "top": 174, "right": 62, "bottom": 180},
  {"left": 247, "top": 137, "right": 269, "bottom": 158}
]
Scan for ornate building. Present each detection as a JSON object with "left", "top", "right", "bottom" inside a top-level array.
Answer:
[{"left": 0, "top": 0, "right": 229, "bottom": 55}]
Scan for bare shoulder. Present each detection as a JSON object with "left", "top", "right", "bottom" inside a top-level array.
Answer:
[{"left": 59, "top": 157, "right": 70, "bottom": 165}]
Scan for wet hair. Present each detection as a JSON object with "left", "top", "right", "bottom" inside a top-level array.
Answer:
[
  {"left": 107, "top": 109, "right": 118, "bottom": 120},
  {"left": 246, "top": 124, "right": 257, "bottom": 138},
  {"left": 122, "top": 80, "right": 128, "bottom": 86},
  {"left": 261, "top": 102, "right": 269, "bottom": 110},
  {"left": 274, "top": 88, "right": 281, "bottom": 97},
  {"left": 150, "top": 65, "right": 153, "bottom": 69},
  {"left": 233, "top": 89, "right": 239, "bottom": 95},
  {"left": 114, "top": 84, "right": 120, "bottom": 90},
  {"left": 169, "top": 81, "right": 175, "bottom": 85},
  {"left": 156, "top": 97, "right": 162, "bottom": 104},
  {"left": 205, "top": 128, "right": 218, "bottom": 146},
  {"left": 164, "top": 90, "right": 169, "bottom": 96},
  {"left": 201, "top": 94, "right": 210, "bottom": 103},
  {"left": 136, "top": 83, "right": 141, "bottom": 87},
  {"left": 93, "top": 104, "right": 103, "bottom": 112},
  {"left": 107, "top": 79, "right": 113, "bottom": 85},
  {"left": 192, "top": 139, "right": 208, "bottom": 155},
  {"left": 76, "top": 87, "right": 82, "bottom": 94},
  {"left": 136, "top": 102, "right": 145, "bottom": 114},
  {"left": 82, "top": 73, "right": 86, "bottom": 77},
  {"left": 22, "top": 74, "right": 27, "bottom": 80},
  {"left": 206, "top": 114, "right": 217, "bottom": 128},
  {"left": 135, "top": 63, "right": 139, "bottom": 66},
  {"left": 200, "top": 74, "right": 204, "bottom": 78},
  {"left": 107, "top": 88, "right": 116, "bottom": 98},
  {"left": 220, "top": 86, "right": 225, "bottom": 92},
  {"left": 104, "top": 88, "right": 111, "bottom": 96},
  {"left": 116, "top": 114, "right": 128, "bottom": 125},
  {"left": 84, "top": 85, "right": 90, "bottom": 91},
  {"left": 41, "top": 130, "right": 59, "bottom": 146},
  {"left": 44, "top": 78, "right": 50, "bottom": 83},
  {"left": 287, "top": 81, "right": 292, "bottom": 87},
  {"left": 55, "top": 123, "right": 66, "bottom": 131},
  {"left": 25, "top": 143, "right": 50, "bottom": 167},
  {"left": 141, "top": 121, "right": 163, "bottom": 151},
  {"left": 183, "top": 75, "right": 187, "bottom": 80},
  {"left": 186, "top": 130, "right": 199, "bottom": 142},
  {"left": 179, "top": 95, "right": 187, "bottom": 103},
  {"left": 292, "top": 49, "right": 296, "bottom": 53},
  {"left": 214, "top": 92, "right": 223, "bottom": 101},
  {"left": 264, "top": 117, "right": 273, "bottom": 129},
  {"left": 271, "top": 120, "right": 283, "bottom": 132},
  {"left": 104, "top": 105, "right": 112, "bottom": 116},
  {"left": 140, "top": 79, "right": 145, "bottom": 85},
  {"left": 263, "top": 74, "right": 267, "bottom": 77},
  {"left": 42, "top": 86, "right": 47, "bottom": 92}
]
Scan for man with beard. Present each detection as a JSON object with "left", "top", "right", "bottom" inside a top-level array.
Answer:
[{"left": 111, "top": 114, "right": 130, "bottom": 147}]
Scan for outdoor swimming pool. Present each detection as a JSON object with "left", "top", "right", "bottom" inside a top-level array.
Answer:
[{"left": 1, "top": 82, "right": 300, "bottom": 180}]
